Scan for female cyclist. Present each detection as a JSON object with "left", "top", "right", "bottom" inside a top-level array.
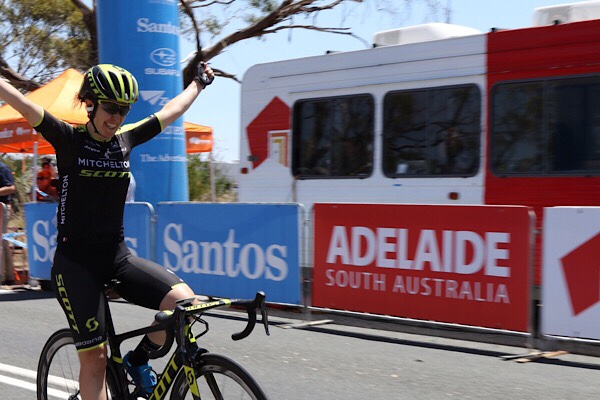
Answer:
[{"left": 0, "top": 62, "right": 214, "bottom": 400}]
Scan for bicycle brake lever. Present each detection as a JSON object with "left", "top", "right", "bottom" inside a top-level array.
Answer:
[
  {"left": 260, "top": 302, "right": 270, "bottom": 336},
  {"left": 256, "top": 292, "right": 270, "bottom": 336}
]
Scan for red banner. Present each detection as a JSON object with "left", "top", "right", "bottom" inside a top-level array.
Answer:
[{"left": 312, "top": 204, "right": 534, "bottom": 332}]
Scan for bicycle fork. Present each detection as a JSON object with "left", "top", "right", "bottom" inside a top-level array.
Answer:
[{"left": 179, "top": 324, "right": 205, "bottom": 400}]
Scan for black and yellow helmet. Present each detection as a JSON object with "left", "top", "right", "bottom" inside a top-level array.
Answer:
[{"left": 78, "top": 64, "right": 139, "bottom": 104}]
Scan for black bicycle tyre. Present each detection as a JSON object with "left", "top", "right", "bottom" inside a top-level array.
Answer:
[
  {"left": 37, "top": 328, "right": 121, "bottom": 400},
  {"left": 169, "top": 353, "right": 269, "bottom": 400}
]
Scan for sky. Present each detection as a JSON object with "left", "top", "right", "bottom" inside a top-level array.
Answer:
[{"left": 180, "top": 0, "right": 592, "bottom": 162}]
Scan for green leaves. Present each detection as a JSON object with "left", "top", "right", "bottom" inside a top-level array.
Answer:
[
  {"left": 0, "top": 0, "right": 91, "bottom": 83},
  {"left": 187, "top": 155, "right": 236, "bottom": 202}
]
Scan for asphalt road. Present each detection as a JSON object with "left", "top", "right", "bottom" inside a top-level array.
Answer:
[{"left": 1, "top": 286, "right": 599, "bottom": 399}]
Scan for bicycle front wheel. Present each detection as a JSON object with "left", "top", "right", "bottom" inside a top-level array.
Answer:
[
  {"left": 170, "top": 353, "right": 269, "bottom": 400},
  {"left": 37, "top": 329, "right": 81, "bottom": 400},
  {"left": 37, "top": 328, "right": 120, "bottom": 400}
]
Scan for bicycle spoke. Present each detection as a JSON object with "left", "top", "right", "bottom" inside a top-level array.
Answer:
[
  {"left": 203, "top": 372, "right": 224, "bottom": 400},
  {"left": 47, "top": 340, "right": 81, "bottom": 398},
  {"left": 196, "top": 372, "right": 257, "bottom": 399},
  {"left": 172, "top": 354, "right": 267, "bottom": 400}
]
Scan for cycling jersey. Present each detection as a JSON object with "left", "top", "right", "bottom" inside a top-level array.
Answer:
[
  {"left": 34, "top": 111, "right": 161, "bottom": 243},
  {"left": 35, "top": 111, "right": 184, "bottom": 351}
]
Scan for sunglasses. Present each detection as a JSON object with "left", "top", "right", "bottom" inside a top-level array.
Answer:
[{"left": 99, "top": 101, "right": 131, "bottom": 117}]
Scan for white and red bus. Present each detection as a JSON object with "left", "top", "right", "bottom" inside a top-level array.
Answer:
[{"left": 238, "top": 1, "right": 600, "bottom": 285}]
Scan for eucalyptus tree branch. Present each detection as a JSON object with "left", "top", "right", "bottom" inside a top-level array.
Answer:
[
  {"left": 70, "top": 0, "right": 98, "bottom": 64},
  {"left": 0, "top": 54, "right": 41, "bottom": 91}
]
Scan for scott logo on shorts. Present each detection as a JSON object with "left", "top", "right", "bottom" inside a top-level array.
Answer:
[
  {"left": 55, "top": 274, "right": 80, "bottom": 334},
  {"left": 86, "top": 317, "right": 99, "bottom": 332}
]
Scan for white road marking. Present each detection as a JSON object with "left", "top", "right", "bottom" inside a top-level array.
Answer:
[
  {"left": 0, "top": 374, "right": 36, "bottom": 391},
  {"left": 0, "top": 362, "right": 78, "bottom": 398}
]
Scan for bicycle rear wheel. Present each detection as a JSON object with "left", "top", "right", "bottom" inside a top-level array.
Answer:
[
  {"left": 37, "top": 328, "right": 120, "bottom": 400},
  {"left": 169, "top": 353, "right": 269, "bottom": 400}
]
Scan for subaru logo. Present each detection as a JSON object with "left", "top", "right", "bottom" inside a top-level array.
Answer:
[{"left": 150, "top": 48, "right": 177, "bottom": 67}]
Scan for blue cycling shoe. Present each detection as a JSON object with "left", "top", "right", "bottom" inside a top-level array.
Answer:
[{"left": 123, "top": 351, "right": 157, "bottom": 397}]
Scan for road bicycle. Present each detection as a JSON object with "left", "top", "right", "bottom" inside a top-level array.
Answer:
[{"left": 36, "top": 285, "right": 271, "bottom": 400}]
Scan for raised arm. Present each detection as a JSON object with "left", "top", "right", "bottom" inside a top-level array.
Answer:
[
  {"left": 155, "top": 62, "right": 214, "bottom": 128},
  {"left": 0, "top": 78, "right": 43, "bottom": 126}
]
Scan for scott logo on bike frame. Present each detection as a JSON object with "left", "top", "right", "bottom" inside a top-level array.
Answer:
[{"left": 149, "top": 354, "right": 181, "bottom": 400}]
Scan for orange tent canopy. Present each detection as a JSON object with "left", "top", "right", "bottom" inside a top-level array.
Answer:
[
  {"left": 0, "top": 68, "right": 212, "bottom": 154},
  {"left": 185, "top": 122, "right": 213, "bottom": 153}
]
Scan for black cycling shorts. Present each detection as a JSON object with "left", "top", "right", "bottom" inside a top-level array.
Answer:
[{"left": 51, "top": 240, "right": 184, "bottom": 351}]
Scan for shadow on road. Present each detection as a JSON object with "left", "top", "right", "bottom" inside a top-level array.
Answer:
[
  {"left": 207, "top": 308, "right": 600, "bottom": 372},
  {"left": 0, "top": 286, "right": 55, "bottom": 301},
  {"left": 301, "top": 325, "right": 600, "bottom": 371}
]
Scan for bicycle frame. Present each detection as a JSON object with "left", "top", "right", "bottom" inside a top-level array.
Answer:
[{"left": 102, "top": 293, "right": 269, "bottom": 400}]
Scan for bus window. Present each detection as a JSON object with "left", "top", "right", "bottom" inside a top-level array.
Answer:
[
  {"left": 383, "top": 85, "right": 480, "bottom": 177},
  {"left": 292, "top": 94, "right": 374, "bottom": 179},
  {"left": 491, "top": 75, "right": 600, "bottom": 175},
  {"left": 491, "top": 82, "right": 545, "bottom": 174},
  {"left": 553, "top": 77, "right": 600, "bottom": 172}
]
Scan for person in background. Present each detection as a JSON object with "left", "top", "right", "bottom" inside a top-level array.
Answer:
[
  {"left": 0, "top": 160, "right": 15, "bottom": 285},
  {"left": 36, "top": 159, "right": 59, "bottom": 201}
]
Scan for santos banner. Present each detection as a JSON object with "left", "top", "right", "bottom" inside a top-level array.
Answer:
[
  {"left": 156, "top": 203, "right": 303, "bottom": 304},
  {"left": 96, "top": 0, "right": 187, "bottom": 205}
]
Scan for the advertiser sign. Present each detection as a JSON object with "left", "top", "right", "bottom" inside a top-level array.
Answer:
[
  {"left": 155, "top": 203, "right": 302, "bottom": 304},
  {"left": 542, "top": 207, "right": 600, "bottom": 340},
  {"left": 313, "top": 203, "right": 534, "bottom": 332},
  {"left": 96, "top": 0, "right": 187, "bottom": 205},
  {"left": 25, "top": 202, "right": 153, "bottom": 281}
]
